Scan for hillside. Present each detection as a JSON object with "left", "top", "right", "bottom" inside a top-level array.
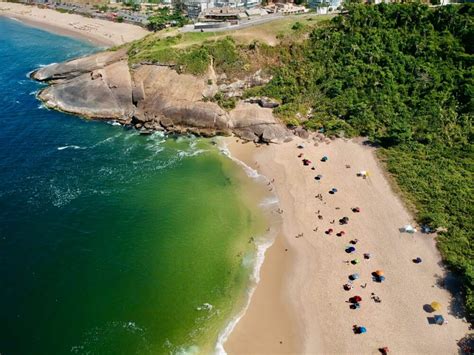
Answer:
[{"left": 246, "top": 3, "right": 474, "bottom": 320}]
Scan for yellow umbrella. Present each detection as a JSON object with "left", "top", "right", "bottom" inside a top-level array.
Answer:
[{"left": 431, "top": 301, "right": 442, "bottom": 311}]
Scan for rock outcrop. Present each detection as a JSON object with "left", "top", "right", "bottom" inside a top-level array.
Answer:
[{"left": 32, "top": 50, "right": 290, "bottom": 143}]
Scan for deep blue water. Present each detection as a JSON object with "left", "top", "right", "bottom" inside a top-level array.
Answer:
[{"left": 0, "top": 18, "right": 263, "bottom": 355}]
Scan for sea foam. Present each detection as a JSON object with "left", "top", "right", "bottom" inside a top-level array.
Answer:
[
  {"left": 57, "top": 145, "right": 83, "bottom": 151},
  {"left": 215, "top": 138, "right": 280, "bottom": 354},
  {"left": 215, "top": 236, "right": 275, "bottom": 355}
]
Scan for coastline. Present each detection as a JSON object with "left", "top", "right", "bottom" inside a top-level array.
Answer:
[
  {"left": 216, "top": 139, "right": 303, "bottom": 354},
  {"left": 223, "top": 136, "right": 469, "bottom": 353},
  {"left": 0, "top": 2, "right": 149, "bottom": 47}
]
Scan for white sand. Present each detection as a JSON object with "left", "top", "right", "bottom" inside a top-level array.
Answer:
[
  {"left": 0, "top": 2, "right": 149, "bottom": 46},
  {"left": 224, "top": 136, "right": 470, "bottom": 354}
]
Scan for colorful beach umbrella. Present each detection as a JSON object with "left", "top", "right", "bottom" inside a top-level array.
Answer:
[
  {"left": 375, "top": 270, "right": 384, "bottom": 276},
  {"left": 431, "top": 301, "right": 442, "bottom": 311}
]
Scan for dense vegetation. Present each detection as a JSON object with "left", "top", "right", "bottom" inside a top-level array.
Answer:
[
  {"left": 147, "top": 8, "right": 188, "bottom": 31},
  {"left": 247, "top": 3, "right": 473, "bottom": 319}
]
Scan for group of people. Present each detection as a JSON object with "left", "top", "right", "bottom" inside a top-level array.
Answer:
[{"left": 296, "top": 143, "right": 390, "bottom": 353}]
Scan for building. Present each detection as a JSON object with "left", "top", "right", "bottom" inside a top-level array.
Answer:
[
  {"left": 275, "top": 3, "right": 307, "bottom": 14},
  {"left": 184, "top": 0, "right": 260, "bottom": 18},
  {"left": 198, "top": 6, "right": 241, "bottom": 22},
  {"left": 308, "top": 0, "right": 341, "bottom": 11},
  {"left": 185, "top": 0, "right": 216, "bottom": 18}
]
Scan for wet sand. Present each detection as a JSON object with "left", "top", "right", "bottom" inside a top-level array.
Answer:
[
  {"left": 0, "top": 2, "right": 149, "bottom": 47},
  {"left": 224, "top": 136, "right": 470, "bottom": 354}
]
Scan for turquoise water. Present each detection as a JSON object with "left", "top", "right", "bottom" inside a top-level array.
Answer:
[{"left": 0, "top": 18, "right": 266, "bottom": 354}]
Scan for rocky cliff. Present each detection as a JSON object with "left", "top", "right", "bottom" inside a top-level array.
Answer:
[{"left": 32, "top": 48, "right": 290, "bottom": 143}]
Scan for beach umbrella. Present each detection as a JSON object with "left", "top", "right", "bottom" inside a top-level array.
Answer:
[
  {"left": 375, "top": 270, "right": 384, "bottom": 276},
  {"left": 346, "top": 246, "right": 356, "bottom": 253},
  {"left": 351, "top": 259, "right": 360, "bottom": 265},
  {"left": 434, "top": 315, "right": 445, "bottom": 325},
  {"left": 353, "top": 295, "right": 362, "bottom": 302},
  {"left": 431, "top": 301, "right": 442, "bottom": 311},
  {"left": 315, "top": 175, "right": 322, "bottom": 180},
  {"left": 321, "top": 156, "right": 328, "bottom": 162},
  {"left": 349, "top": 273, "right": 360, "bottom": 280},
  {"left": 359, "top": 326, "right": 367, "bottom": 334}
]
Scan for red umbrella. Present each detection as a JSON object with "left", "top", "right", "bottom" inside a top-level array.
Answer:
[{"left": 353, "top": 295, "right": 362, "bottom": 302}]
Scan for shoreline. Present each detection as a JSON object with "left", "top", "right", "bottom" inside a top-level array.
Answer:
[
  {"left": 216, "top": 139, "right": 302, "bottom": 354},
  {"left": 223, "top": 136, "right": 469, "bottom": 353},
  {"left": 4, "top": 14, "right": 112, "bottom": 47},
  {"left": 0, "top": 2, "right": 149, "bottom": 47}
]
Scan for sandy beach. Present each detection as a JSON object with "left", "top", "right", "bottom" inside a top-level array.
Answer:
[
  {"left": 224, "top": 136, "right": 470, "bottom": 354},
  {"left": 0, "top": 2, "right": 149, "bottom": 46}
]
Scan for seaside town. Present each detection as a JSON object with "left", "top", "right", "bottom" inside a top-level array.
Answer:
[
  {"left": 0, "top": 0, "right": 472, "bottom": 354},
  {"left": 9, "top": 0, "right": 459, "bottom": 32}
]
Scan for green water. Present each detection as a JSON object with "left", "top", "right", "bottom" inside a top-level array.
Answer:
[{"left": 0, "top": 18, "right": 268, "bottom": 354}]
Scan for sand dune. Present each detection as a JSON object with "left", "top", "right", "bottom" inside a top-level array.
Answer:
[
  {"left": 224, "top": 136, "right": 470, "bottom": 354},
  {"left": 0, "top": 2, "right": 149, "bottom": 46}
]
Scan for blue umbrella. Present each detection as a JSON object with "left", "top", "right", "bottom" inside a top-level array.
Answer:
[
  {"left": 346, "top": 246, "right": 356, "bottom": 253},
  {"left": 359, "top": 326, "right": 367, "bottom": 334},
  {"left": 349, "top": 273, "right": 360, "bottom": 280}
]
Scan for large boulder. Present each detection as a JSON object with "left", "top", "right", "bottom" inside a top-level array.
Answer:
[
  {"left": 32, "top": 48, "right": 128, "bottom": 82},
  {"left": 37, "top": 59, "right": 134, "bottom": 121},
  {"left": 132, "top": 65, "right": 232, "bottom": 135},
  {"left": 230, "top": 102, "right": 290, "bottom": 143}
]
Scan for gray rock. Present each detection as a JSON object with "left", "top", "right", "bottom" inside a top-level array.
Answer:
[
  {"left": 32, "top": 50, "right": 290, "bottom": 143},
  {"left": 246, "top": 97, "right": 279, "bottom": 109},
  {"left": 32, "top": 48, "right": 128, "bottom": 82},
  {"left": 261, "top": 124, "right": 290, "bottom": 144},
  {"left": 294, "top": 127, "right": 310, "bottom": 139},
  {"left": 37, "top": 60, "right": 134, "bottom": 121}
]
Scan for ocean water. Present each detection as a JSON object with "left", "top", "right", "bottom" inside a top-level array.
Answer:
[{"left": 0, "top": 18, "right": 269, "bottom": 354}]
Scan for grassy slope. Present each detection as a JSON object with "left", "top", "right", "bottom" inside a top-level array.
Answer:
[{"left": 127, "top": 13, "right": 333, "bottom": 76}]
